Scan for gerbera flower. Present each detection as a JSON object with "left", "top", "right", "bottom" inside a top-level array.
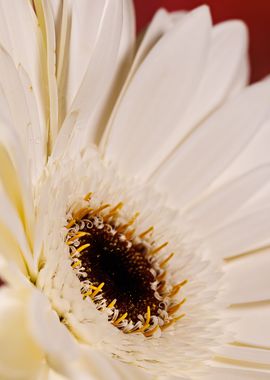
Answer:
[{"left": 0, "top": 1, "right": 270, "bottom": 379}]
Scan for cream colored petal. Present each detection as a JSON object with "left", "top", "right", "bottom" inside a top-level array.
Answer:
[
  {"left": 28, "top": 291, "right": 79, "bottom": 375},
  {"left": 216, "top": 344, "right": 270, "bottom": 368},
  {"left": 102, "top": 6, "right": 212, "bottom": 179},
  {"left": 206, "top": 208, "right": 270, "bottom": 259},
  {"left": 185, "top": 165, "right": 270, "bottom": 235},
  {"left": 172, "top": 20, "right": 248, "bottom": 146},
  {"left": 0, "top": 184, "right": 34, "bottom": 274},
  {"left": 153, "top": 79, "right": 270, "bottom": 210},
  {"left": 0, "top": 46, "right": 45, "bottom": 182},
  {"left": 229, "top": 302, "right": 270, "bottom": 348},
  {"left": 212, "top": 118, "right": 270, "bottom": 189},
  {"left": 0, "top": 0, "right": 48, "bottom": 156},
  {"left": 53, "top": 0, "right": 125, "bottom": 157},
  {"left": 64, "top": 346, "right": 152, "bottom": 380},
  {"left": 0, "top": 116, "right": 35, "bottom": 251},
  {"left": 224, "top": 248, "right": 270, "bottom": 304},
  {"left": 33, "top": 0, "right": 58, "bottom": 151},
  {"left": 202, "top": 365, "right": 270, "bottom": 380},
  {"left": 56, "top": 0, "right": 134, "bottom": 144},
  {"left": 0, "top": 287, "right": 44, "bottom": 380}
]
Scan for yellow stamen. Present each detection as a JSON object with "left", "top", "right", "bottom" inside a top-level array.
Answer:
[
  {"left": 74, "top": 207, "right": 92, "bottom": 220},
  {"left": 66, "top": 219, "right": 76, "bottom": 229},
  {"left": 168, "top": 298, "right": 186, "bottom": 314},
  {"left": 157, "top": 280, "right": 166, "bottom": 292},
  {"left": 151, "top": 242, "right": 168, "bottom": 255},
  {"left": 157, "top": 271, "right": 167, "bottom": 282},
  {"left": 91, "top": 282, "right": 105, "bottom": 298},
  {"left": 117, "top": 212, "right": 139, "bottom": 233},
  {"left": 89, "top": 285, "right": 99, "bottom": 290},
  {"left": 161, "top": 314, "right": 185, "bottom": 330},
  {"left": 84, "top": 192, "right": 93, "bottom": 201},
  {"left": 125, "top": 228, "right": 135, "bottom": 240},
  {"left": 77, "top": 243, "right": 90, "bottom": 253},
  {"left": 82, "top": 290, "right": 92, "bottom": 299},
  {"left": 137, "top": 306, "right": 151, "bottom": 332},
  {"left": 72, "top": 260, "right": 81, "bottom": 268},
  {"left": 170, "top": 280, "right": 188, "bottom": 297},
  {"left": 106, "top": 202, "right": 124, "bottom": 218},
  {"left": 144, "top": 324, "right": 159, "bottom": 337},
  {"left": 114, "top": 312, "right": 128, "bottom": 325},
  {"left": 67, "top": 232, "right": 89, "bottom": 245},
  {"left": 174, "top": 314, "right": 186, "bottom": 323},
  {"left": 91, "top": 204, "right": 111, "bottom": 216},
  {"left": 139, "top": 226, "right": 154, "bottom": 239},
  {"left": 160, "top": 252, "right": 174, "bottom": 268},
  {"left": 107, "top": 299, "right": 117, "bottom": 309}
]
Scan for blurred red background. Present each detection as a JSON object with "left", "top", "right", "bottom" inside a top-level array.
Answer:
[{"left": 133, "top": 0, "right": 270, "bottom": 83}]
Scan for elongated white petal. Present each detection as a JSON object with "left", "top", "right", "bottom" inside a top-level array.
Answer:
[
  {"left": 0, "top": 46, "right": 46, "bottom": 180},
  {"left": 173, "top": 20, "right": 248, "bottom": 145},
  {"left": 0, "top": 288, "right": 43, "bottom": 380},
  {"left": 153, "top": 79, "right": 270, "bottom": 209},
  {"left": 203, "top": 365, "right": 270, "bottom": 380},
  {"left": 0, "top": 104, "right": 34, "bottom": 248},
  {"left": 34, "top": 0, "right": 58, "bottom": 150},
  {"left": 120, "top": 8, "right": 183, "bottom": 85},
  {"left": 53, "top": 0, "right": 124, "bottom": 157},
  {"left": 229, "top": 303, "right": 270, "bottom": 348},
  {"left": 64, "top": 347, "right": 150, "bottom": 380},
  {"left": 225, "top": 248, "right": 270, "bottom": 304},
  {"left": 0, "top": 0, "right": 47, "bottom": 154},
  {"left": 28, "top": 291, "right": 79, "bottom": 374},
  {"left": 207, "top": 208, "right": 270, "bottom": 259},
  {"left": 0, "top": 185, "right": 34, "bottom": 274},
  {"left": 59, "top": 0, "right": 120, "bottom": 115},
  {"left": 213, "top": 118, "right": 270, "bottom": 188},
  {"left": 185, "top": 165, "right": 270, "bottom": 235},
  {"left": 217, "top": 344, "right": 270, "bottom": 367},
  {"left": 102, "top": 6, "right": 212, "bottom": 179}
]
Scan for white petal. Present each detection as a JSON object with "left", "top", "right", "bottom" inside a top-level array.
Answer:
[
  {"left": 152, "top": 79, "right": 270, "bottom": 210},
  {"left": 229, "top": 303, "right": 270, "bottom": 348},
  {"left": 28, "top": 291, "right": 79, "bottom": 374},
  {"left": 0, "top": 111, "right": 35, "bottom": 245},
  {"left": 207, "top": 208, "right": 270, "bottom": 259},
  {"left": 185, "top": 165, "right": 270, "bottom": 235},
  {"left": 0, "top": 0, "right": 47, "bottom": 152},
  {"left": 0, "top": 46, "right": 46, "bottom": 181},
  {"left": 0, "top": 184, "right": 34, "bottom": 274},
  {"left": 203, "top": 365, "right": 270, "bottom": 380},
  {"left": 53, "top": 0, "right": 124, "bottom": 156},
  {"left": 102, "top": 6, "right": 212, "bottom": 179},
  {"left": 213, "top": 118, "right": 270, "bottom": 188},
  {"left": 225, "top": 248, "right": 270, "bottom": 304},
  {"left": 0, "top": 287, "right": 43, "bottom": 380},
  {"left": 64, "top": 346, "right": 152, "bottom": 380},
  {"left": 122, "top": 8, "right": 182, "bottom": 83},
  {"left": 174, "top": 20, "right": 248, "bottom": 142},
  {"left": 217, "top": 344, "right": 270, "bottom": 367},
  {"left": 34, "top": 0, "right": 59, "bottom": 149}
]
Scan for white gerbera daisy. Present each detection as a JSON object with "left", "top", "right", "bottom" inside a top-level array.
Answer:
[{"left": 0, "top": 1, "right": 270, "bottom": 380}]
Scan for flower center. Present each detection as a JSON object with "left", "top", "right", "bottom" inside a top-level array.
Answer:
[
  {"left": 0, "top": 277, "right": 5, "bottom": 287},
  {"left": 65, "top": 193, "right": 187, "bottom": 336}
]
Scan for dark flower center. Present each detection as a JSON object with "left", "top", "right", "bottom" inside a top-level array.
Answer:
[
  {"left": 78, "top": 216, "right": 160, "bottom": 322},
  {"left": 66, "top": 198, "right": 187, "bottom": 335}
]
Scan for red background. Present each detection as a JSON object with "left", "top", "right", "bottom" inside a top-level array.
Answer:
[{"left": 133, "top": 0, "right": 270, "bottom": 83}]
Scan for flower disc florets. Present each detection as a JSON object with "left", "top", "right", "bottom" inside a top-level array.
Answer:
[
  {"left": 36, "top": 148, "right": 223, "bottom": 377},
  {"left": 66, "top": 194, "right": 187, "bottom": 336}
]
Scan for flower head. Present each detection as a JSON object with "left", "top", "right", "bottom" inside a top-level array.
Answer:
[{"left": 0, "top": 1, "right": 270, "bottom": 380}]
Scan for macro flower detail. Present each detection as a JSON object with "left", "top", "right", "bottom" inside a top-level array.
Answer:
[
  {"left": 0, "top": 1, "right": 270, "bottom": 380},
  {"left": 65, "top": 194, "right": 187, "bottom": 336}
]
